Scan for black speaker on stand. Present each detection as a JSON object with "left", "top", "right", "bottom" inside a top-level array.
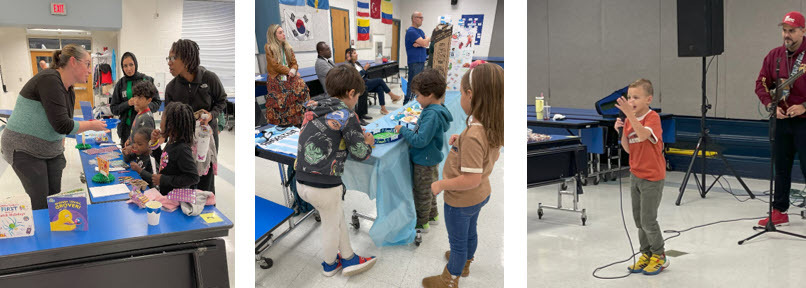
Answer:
[{"left": 675, "top": 0, "right": 755, "bottom": 205}]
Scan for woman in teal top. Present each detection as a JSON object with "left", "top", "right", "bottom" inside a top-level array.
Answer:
[
  {"left": 110, "top": 52, "right": 162, "bottom": 146},
  {"left": 0, "top": 44, "right": 107, "bottom": 210}
]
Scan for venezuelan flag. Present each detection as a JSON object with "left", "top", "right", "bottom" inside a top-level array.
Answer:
[
  {"left": 357, "top": 18, "right": 370, "bottom": 41},
  {"left": 381, "top": 0, "right": 393, "bottom": 24}
]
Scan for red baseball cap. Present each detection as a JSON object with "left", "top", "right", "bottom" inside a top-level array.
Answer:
[{"left": 780, "top": 11, "right": 805, "bottom": 28}]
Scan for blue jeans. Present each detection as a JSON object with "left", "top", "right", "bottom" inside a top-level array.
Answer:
[
  {"left": 405, "top": 62, "right": 424, "bottom": 104},
  {"left": 366, "top": 78, "right": 391, "bottom": 106},
  {"left": 445, "top": 195, "right": 490, "bottom": 276}
]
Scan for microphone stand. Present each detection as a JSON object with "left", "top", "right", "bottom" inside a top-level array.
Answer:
[{"left": 739, "top": 50, "right": 806, "bottom": 245}]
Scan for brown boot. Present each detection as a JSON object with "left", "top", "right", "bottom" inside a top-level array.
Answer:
[
  {"left": 444, "top": 251, "right": 473, "bottom": 277},
  {"left": 422, "top": 266, "right": 460, "bottom": 288}
]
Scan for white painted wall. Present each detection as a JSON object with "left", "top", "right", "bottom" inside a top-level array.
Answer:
[
  {"left": 0, "top": 27, "right": 33, "bottom": 109},
  {"left": 119, "top": 0, "right": 184, "bottom": 93},
  {"left": 287, "top": 0, "right": 403, "bottom": 69},
  {"left": 398, "top": 0, "right": 499, "bottom": 65}
]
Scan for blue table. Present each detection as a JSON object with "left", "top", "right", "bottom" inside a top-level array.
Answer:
[
  {"left": 255, "top": 195, "right": 294, "bottom": 269},
  {"left": 0, "top": 201, "right": 232, "bottom": 286},
  {"left": 255, "top": 91, "right": 468, "bottom": 246},
  {"left": 528, "top": 106, "right": 676, "bottom": 143},
  {"left": 76, "top": 134, "right": 144, "bottom": 204}
]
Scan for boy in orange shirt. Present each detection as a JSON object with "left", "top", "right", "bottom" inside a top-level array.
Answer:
[{"left": 614, "top": 78, "right": 668, "bottom": 275}]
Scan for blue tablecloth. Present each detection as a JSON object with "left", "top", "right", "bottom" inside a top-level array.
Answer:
[
  {"left": 255, "top": 91, "right": 467, "bottom": 246},
  {"left": 76, "top": 134, "right": 144, "bottom": 203},
  {"left": 0, "top": 201, "right": 232, "bottom": 257}
]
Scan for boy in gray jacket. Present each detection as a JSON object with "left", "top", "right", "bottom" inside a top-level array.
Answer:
[{"left": 295, "top": 64, "right": 377, "bottom": 277}]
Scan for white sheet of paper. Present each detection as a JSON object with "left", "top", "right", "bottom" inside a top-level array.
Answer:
[
  {"left": 89, "top": 184, "right": 130, "bottom": 198},
  {"left": 94, "top": 167, "right": 125, "bottom": 172}
]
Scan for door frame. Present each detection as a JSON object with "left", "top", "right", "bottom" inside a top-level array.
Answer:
[
  {"left": 392, "top": 19, "right": 401, "bottom": 61},
  {"left": 330, "top": 6, "right": 350, "bottom": 63}
]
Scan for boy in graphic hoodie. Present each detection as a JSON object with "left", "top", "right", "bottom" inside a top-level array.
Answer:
[
  {"left": 395, "top": 68, "right": 453, "bottom": 233},
  {"left": 295, "top": 64, "right": 377, "bottom": 277}
]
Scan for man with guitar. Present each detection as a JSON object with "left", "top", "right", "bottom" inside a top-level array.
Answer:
[{"left": 755, "top": 11, "right": 806, "bottom": 227}]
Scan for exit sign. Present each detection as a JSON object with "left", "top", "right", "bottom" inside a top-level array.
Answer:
[{"left": 51, "top": 3, "right": 66, "bottom": 15}]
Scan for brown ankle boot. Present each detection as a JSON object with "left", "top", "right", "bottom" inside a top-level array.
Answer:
[
  {"left": 422, "top": 266, "right": 460, "bottom": 288},
  {"left": 444, "top": 251, "right": 473, "bottom": 277}
]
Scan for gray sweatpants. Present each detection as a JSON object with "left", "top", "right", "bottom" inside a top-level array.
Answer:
[{"left": 630, "top": 173, "right": 665, "bottom": 256}]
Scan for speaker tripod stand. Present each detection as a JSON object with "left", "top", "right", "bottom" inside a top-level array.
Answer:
[{"left": 676, "top": 56, "right": 755, "bottom": 206}]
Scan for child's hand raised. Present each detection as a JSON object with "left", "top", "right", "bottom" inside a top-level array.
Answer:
[
  {"left": 122, "top": 145, "right": 132, "bottom": 155},
  {"left": 363, "top": 132, "right": 374, "bottom": 145},
  {"left": 614, "top": 97, "right": 634, "bottom": 116},
  {"left": 394, "top": 125, "right": 403, "bottom": 133},
  {"left": 152, "top": 174, "right": 161, "bottom": 186},
  {"left": 448, "top": 134, "right": 459, "bottom": 146},
  {"left": 130, "top": 161, "right": 142, "bottom": 173}
]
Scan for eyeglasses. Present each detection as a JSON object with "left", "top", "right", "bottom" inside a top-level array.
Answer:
[
  {"left": 166, "top": 56, "right": 178, "bottom": 63},
  {"left": 78, "top": 59, "right": 91, "bottom": 69}
]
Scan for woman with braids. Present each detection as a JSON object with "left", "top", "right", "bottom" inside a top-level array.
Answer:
[
  {"left": 110, "top": 52, "right": 162, "bottom": 146},
  {"left": 151, "top": 102, "right": 199, "bottom": 196},
  {"left": 0, "top": 44, "right": 107, "bottom": 209},
  {"left": 164, "top": 39, "right": 226, "bottom": 194},
  {"left": 264, "top": 24, "right": 310, "bottom": 127}
]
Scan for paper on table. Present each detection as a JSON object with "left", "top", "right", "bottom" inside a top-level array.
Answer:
[
  {"left": 95, "top": 166, "right": 125, "bottom": 172},
  {"left": 89, "top": 184, "right": 131, "bottom": 198}
]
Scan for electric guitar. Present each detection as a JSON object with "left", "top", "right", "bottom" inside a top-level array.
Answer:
[{"left": 765, "top": 64, "right": 806, "bottom": 105}]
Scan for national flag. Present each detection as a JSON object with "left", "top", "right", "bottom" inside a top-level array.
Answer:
[
  {"left": 283, "top": 9, "right": 313, "bottom": 41},
  {"left": 279, "top": 0, "right": 306, "bottom": 6},
  {"left": 357, "top": 18, "right": 370, "bottom": 41},
  {"left": 357, "top": 1, "right": 369, "bottom": 18},
  {"left": 370, "top": 0, "right": 381, "bottom": 19},
  {"left": 381, "top": 0, "right": 393, "bottom": 24},
  {"left": 307, "top": 0, "right": 329, "bottom": 9}
]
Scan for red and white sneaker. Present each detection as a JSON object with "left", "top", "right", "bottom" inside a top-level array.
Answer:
[
  {"left": 340, "top": 253, "right": 377, "bottom": 276},
  {"left": 757, "top": 209, "right": 789, "bottom": 227}
]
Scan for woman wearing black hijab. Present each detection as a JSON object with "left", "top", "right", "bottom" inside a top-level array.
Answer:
[{"left": 110, "top": 52, "right": 162, "bottom": 145}]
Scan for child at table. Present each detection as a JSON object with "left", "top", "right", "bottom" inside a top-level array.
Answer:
[
  {"left": 295, "top": 64, "right": 377, "bottom": 277},
  {"left": 424, "top": 63, "right": 503, "bottom": 288},
  {"left": 394, "top": 68, "right": 453, "bottom": 234},
  {"left": 122, "top": 127, "right": 161, "bottom": 188},
  {"left": 614, "top": 78, "right": 668, "bottom": 275},
  {"left": 124, "top": 81, "right": 157, "bottom": 147},
  {"left": 150, "top": 102, "right": 199, "bottom": 195}
]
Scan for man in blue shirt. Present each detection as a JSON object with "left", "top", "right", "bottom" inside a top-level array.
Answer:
[{"left": 405, "top": 11, "right": 431, "bottom": 104}]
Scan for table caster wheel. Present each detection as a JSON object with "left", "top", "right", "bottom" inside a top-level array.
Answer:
[
  {"left": 601, "top": 173, "right": 608, "bottom": 183},
  {"left": 581, "top": 178, "right": 588, "bottom": 186},
  {"left": 561, "top": 183, "right": 568, "bottom": 191},
  {"left": 314, "top": 212, "right": 321, "bottom": 222},
  {"left": 593, "top": 176, "right": 600, "bottom": 185},
  {"left": 351, "top": 215, "right": 360, "bottom": 229},
  {"left": 611, "top": 172, "right": 618, "bottom": 181},
  {"left": 415, "top": 232, "right": 422, "bottom": 247},
  {"left": 538, "top": 208, "right": 544, "bottom": 219},
  {"left": 582, "top": 215, "right": 587, "bottom": 226},
  {"left": 259, "top": 257, "right": 273, "bottom": 269}
]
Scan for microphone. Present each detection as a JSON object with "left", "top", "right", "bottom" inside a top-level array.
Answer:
[{"left": 617, "top": 110, "right": 626, "bottom": 137}]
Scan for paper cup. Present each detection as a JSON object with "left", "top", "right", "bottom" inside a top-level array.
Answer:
[{"left": 145, "top": 201, "right": 162, "bottom": 225}]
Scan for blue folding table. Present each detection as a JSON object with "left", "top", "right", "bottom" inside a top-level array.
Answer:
[
  {"left": 0, "top": 201, "right": 233, "bottom": 286},
  {"left": 76, "top": 134, "right": 144, "bottom": 204}
]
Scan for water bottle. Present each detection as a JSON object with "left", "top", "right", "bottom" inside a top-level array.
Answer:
[{"left": 535, "top": 93, "right": 545, "bottom": 120}]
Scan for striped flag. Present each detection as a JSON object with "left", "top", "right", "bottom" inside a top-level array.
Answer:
[
  {"left": 357, "top": 18, "right": 370, "bottom": 41},
  {"left": 381, "top": 0, "right": 393, "bottom": 24},
  {"left": 357, "top": 1, "right": 369, "bottom": 18},
  {"left": 370, "top": 0, "right": 381, "bottom": 19}
]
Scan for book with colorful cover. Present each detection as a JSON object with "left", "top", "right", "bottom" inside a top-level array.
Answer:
[
  {"left": 47, "top": 188, "right": 88, "bottom": 231},
  {"left": 0, "top": 194, "right": 35, "bottom": 239}
]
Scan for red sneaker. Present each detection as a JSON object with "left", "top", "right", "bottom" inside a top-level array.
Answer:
[{"left": 757, "top": 209, "right": 789, "bottom": 227}]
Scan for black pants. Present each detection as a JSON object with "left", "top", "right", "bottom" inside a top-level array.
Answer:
[
  {"left": 197, "top": 130, "right": 219, "bottom": 194},
  {"left": 355, "top": 91, "right": 369, "bottom": 117},
  {"left": 11, "top": 151, "right": 66, "bottom": 210},
  {"left": 773, "top": 117, "right": 806, "bottom": 212}
]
